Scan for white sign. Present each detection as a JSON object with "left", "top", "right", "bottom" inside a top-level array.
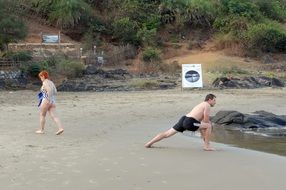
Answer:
[
  {"left": 42, "top": 35, "right": 59, "bottom": 43},
  {"left": 182, "top": 64, "right": 203, "bottom": 88}
]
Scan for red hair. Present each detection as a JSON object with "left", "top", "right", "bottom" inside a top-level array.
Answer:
[{"left": 38, "top": 70, "right": 49, "bottom": 79}]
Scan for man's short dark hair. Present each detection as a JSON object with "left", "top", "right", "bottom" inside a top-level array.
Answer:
[{"left": 205, "top": 94, "right": 216, "bottom": 101}]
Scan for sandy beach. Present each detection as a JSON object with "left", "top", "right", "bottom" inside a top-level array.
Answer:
[{"left": 1, "top": 88, "right": 286, "bottom": 190}]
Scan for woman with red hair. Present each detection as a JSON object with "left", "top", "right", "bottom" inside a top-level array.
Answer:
[{"left": 36, "top": 70, "right": 64, "bottom": 135}]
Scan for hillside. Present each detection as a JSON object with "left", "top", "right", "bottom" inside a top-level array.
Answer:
[{"left": 23, "top": 18, "right": 286, "bottom": 85}]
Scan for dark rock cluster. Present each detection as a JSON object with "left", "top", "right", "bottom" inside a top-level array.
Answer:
[
  {"left": 0, "top": 71, "right": 28, "bottom": 90},
  {"left": 212, "top": 76, "right": 285, "bottom": 88},
  {"left": 57, "top": 67, "right": 178, "bottom": 92}
]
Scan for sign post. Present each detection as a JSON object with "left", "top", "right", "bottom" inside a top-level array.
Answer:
[{"left": 182, "top": 64, "right": 203, "bottom": 90}]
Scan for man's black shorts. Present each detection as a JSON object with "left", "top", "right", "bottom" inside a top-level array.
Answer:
[{"left": 173, "top": 116, "right": 200, "bottom": 132}]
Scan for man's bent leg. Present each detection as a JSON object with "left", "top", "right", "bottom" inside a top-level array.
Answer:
[
  {"left": 145, "top": 128, "right": 178, "bottom": 148},
  {"left": 199, "top": 123, "right": 215, "bottom": 151}
]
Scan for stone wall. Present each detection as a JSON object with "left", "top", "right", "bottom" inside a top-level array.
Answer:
[{"left": 8, "top": 43, "right": 80, "bottom": 59}]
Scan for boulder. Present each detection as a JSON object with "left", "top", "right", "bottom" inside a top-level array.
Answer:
[{"left": 212, "top": 110, "right": 286, "bottom": 129}]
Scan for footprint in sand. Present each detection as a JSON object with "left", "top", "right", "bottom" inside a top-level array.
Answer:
[
  {"left": 162, "top": 180, "right": 168, "bottom": 184},
  {"left": 63, "top": 180, "right": 70, "bottom": 185},
  {"left": 65, "top": 162, "right": 76, "bottom": 167},
  {"left": 72, "top": 170, "right": 81, "bottom": 174},
  {"left": 89, "top": 179, "right": 97, "bottom": 184}
]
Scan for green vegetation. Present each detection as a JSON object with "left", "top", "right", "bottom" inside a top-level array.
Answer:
[
  {"left": 142, "top": 47, "right": 161, "bottom": 62},
  {"left": 2, "top": 51, "right": 32, "bottom": 62},
  {"left": 56, "top": 59, "right": 85, "bottom": 78},
  {"left": 0, "top": 0, "right": 285, "bottom": 56},
  {"left": 18, "top": 56, "right": 85, "bottom": 78},
  {"left": 214, "top": 0, "right": 286, "bottom": 55},
  {"left": 0, "top": 0, "right": 27, "bottom": 50},
  {"left": 28, "top": 63, "right": 42, "bottom": 77}
]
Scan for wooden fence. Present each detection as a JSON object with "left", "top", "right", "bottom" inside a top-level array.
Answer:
[{"left": 0, "top": 59, "right": 34, "bottom": 70}]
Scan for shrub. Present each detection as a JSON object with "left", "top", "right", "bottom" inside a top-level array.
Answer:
[
  {"left": 28, "top": 63, "right": 41, "bottom": 77},
  {"left": 56, "top": 59, "right": 85, "bottom": 78},
  {"left": 255, "top": 0, "right": 286, "bottom": 22},
  {"left": 214, "top": 0, "right": 262, "bottom": 37},
  {"left": 142, "top": 47, "right": 161, "bottom": 62},
  {"left": 3, "top": 51, "right": 32, "bottom": 62},
  {"left": 0, "top": 16, "right": 27, "bottom": 50},
  {"left": 159, "top": 0, "right": 217, "bottom": 28},
  {"left": 27, "top": 59, "right": 54, "bottom": 77},
  {"left": 214, "top": 15, "right": 252, "bottom": 36},
  {"left": 183, "top": 0, "right": 217, "bottom": 27},
  {"left": 82, "top": 31, "right": 95, "bottom": 51},
  {"left": 219, "top": 0, "right": 261, "bottom": 20},
  {"left": 112, "top": 17, "right": 140, "bottom": 45},
  {"left": 137, "top": 27, "right": 157, "bottom": 47},
  {"left": 244, "top": 22, "right": 286, "bottom": 52},
  {"left": 38, "top": 60, "right": 51, "bottom": 72}
]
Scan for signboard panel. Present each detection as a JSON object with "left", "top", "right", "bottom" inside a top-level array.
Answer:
[
  {"left": 182, "top": 64, "right": 203, "bottom": 88},
  {"left": 42, "top": 35, "right": 59, "bottom": 43}
]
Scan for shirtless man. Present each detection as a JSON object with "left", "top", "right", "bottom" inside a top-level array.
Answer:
[{"left": 145, "top": 94, "right": 216, "bottom": 151}]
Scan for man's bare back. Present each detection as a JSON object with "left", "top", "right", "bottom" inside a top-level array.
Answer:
[{"left": 186, "top": 102, "right": 210, "bottom": 122}]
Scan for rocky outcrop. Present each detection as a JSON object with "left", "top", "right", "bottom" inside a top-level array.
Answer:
[
  {"left": 0, "top": 71, "right": 28, "bottom": 90},
  {"left": 212, "top": 76, "right": 285, "bottom": 88},
  {"left": 212, "top": 110, "right": 286, "bottom": 129},
  {"left": 57, "top": 68, "right": 178, "bottom": 91}
]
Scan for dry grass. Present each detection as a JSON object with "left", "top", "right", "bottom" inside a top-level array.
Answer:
[{"left": 129, "top": 79, "right": 159, "bottom": 89}]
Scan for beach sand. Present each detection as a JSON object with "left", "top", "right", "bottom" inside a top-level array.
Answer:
[{"left": 0, "top": 88, "right": 286, "bottom": 190}]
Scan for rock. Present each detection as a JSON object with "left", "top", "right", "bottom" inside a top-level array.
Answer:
[
  {"left": 212, "top": 76, "right": 285, "bottom": 89},
  {"left": 0, "top": 79, "right": 5, "bottom": 90},
  {"left": 159, "top": 82, "right": 176, "bottom": 89},
  {"left": 212, "top": 110, "right": 286, "bottom": 129},
  {"left": 271, "top": 78, "right": 285, "bottom": 87},
  {"left": 261, "top": 54, "right": 275, "bottom": 64},
  {"left": 283, "top": 54, "right": 286, "bottom": 61},
  {"left": 211, "top": 110, "right": 244, "bottom": 125},
  {"left": 84, "top": 65, "right": 100, "bottom": 75}
]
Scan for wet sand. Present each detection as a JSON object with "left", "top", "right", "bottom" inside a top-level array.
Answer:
[{"left": 0, "top": 88, "right": 286, "bottom": 190}]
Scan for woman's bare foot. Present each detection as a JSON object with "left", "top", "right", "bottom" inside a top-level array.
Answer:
[
  {"left": 203, "top": 146, "right": 215, "bottom": 151},
  {"left": 56, "top": 128, "right": 64, "bottom": 135},
  {"left": 35, "top": 130, "right": 44, "bottom": 134}
]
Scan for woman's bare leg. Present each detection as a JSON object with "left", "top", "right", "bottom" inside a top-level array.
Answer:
[
  {"left": 48, "top": 105, "right": 64, "bottom": 135},
  {"left": 36, "top": 102, "right": 49, "bottom": 134},
  {"left": 145, "top": 128, "right": 178, "bottom": 148}
]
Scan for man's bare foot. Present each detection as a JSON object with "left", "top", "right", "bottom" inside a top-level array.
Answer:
[
  {"left": 203, "top": 147, "right": 215, "bottom": 151},
  {"left": 144, "top": 143, "right": 152, "bottom": 148},
  {"left": 35, "top": 130, "right": 44, "bottom": 134},
  {"left": 56, "top": 128, "right": 64, "bottom": 135}
]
